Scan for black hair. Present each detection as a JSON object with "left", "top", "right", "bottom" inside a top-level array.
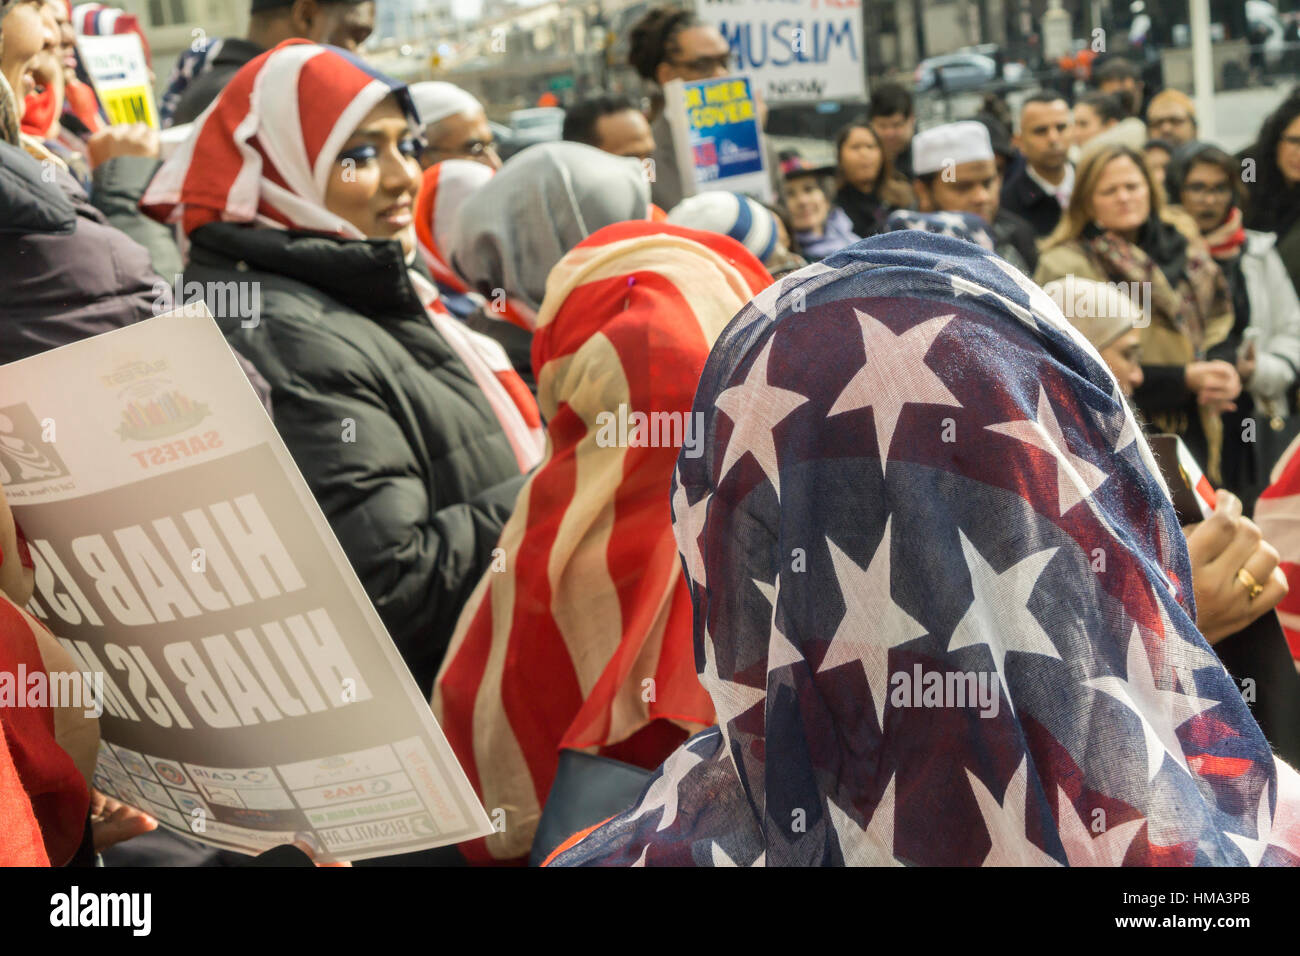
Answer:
[
  {"left": 1077, "top": 91, "right": 1125, "bottom": 125},
  {"left": 1094, "top": 57, "right": 1141, "bottom": 83},
  {"left": 868, "top": 82, "right": 913, "bottom": 120},
  {"left": 562, "top": 95, "right": 640, "bottom": 146},
  {"left": 1143, "top": 138, "right": 1175, "bottom": 156},
  {"left": 627, "top": 6, "right": 698, "bottom": 83},
  {"left": 1243, "top": 90, "right": 1300, "bottom": 232},
  {"left": 1164, "top": 142, "right": 1245, "bottom": 207}
]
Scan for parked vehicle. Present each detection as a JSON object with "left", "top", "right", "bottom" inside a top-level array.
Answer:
[{"left": 913, "top": 52, "right": 1027, "bottom": 93}]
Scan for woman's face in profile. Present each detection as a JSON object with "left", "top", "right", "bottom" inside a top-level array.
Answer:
[{"left": 324, "top": 97, "right": 423, "bottom": 255}]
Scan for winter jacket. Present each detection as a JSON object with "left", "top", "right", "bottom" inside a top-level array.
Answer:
[
  {"left": 1235, "top": 230, "right": 1300, "bottom": 418},
  {"left": 1001, "top": 163, "right": 1064, "bottom": 238},
  {"left": 184, "top": 222, "right": 528, "bottom": 695}
]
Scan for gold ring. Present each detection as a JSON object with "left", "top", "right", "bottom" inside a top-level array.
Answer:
[{"left": 1236, "top": 567, "right": 1264, "bottom": 601}]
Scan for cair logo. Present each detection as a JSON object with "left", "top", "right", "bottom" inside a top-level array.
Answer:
[
  {"left": 0, "top": 404, "right": 69, "bottom": 487},
  {"left": 104, "top": 358, "right": 211, "bottom": 442}
]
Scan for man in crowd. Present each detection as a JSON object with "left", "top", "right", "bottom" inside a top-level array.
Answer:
[
  {"left": 1001, "top": 92, "right": 1074, "bottom": 238},
  {"left": 1146, "top": 88, "right": 1198, "bottom": 147},
  {"left": 910, "top": 120, "right": 1038, "bottom": 273},
  {"left": 1093, "top": 56, "right": 1145, "bottom": 118},
  {"left": 562, "top": 94, "right": 656, "bottom": 162},
  {"left": 869, "top": 81, "right": 916, "bottom": 181},
  {"left": 409, "top": 81, "right": 501, "bottom": 170},
  {"left": 169, "top": 0, "right": 375, "bottom": 126}
]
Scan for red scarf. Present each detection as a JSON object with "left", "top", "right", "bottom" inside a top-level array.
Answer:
[{"left": 1205, "top": 206, "right": 1247, "bottom": 259}]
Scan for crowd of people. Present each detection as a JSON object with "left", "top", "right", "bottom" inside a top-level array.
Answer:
[{"left": 3, "top": 0, "right": 1300, "bottom": 868}]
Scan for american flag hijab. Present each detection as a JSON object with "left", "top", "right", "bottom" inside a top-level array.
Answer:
[
  {"left": 433, "top": 221, "right": 774, "bottom": 862},
  {"left": 547, "top": 230, "right": 1300, "bottom": 866},
  {"left": 142, "top": 41, "right": 544, "bottom": 471},
  {"left": 414, "top": 159, "right": 493, "bottom": 296}
]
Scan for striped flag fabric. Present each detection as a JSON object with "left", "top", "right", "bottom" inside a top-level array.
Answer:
[
  {"left": 547, "top": 230, "right": 1300, "bottom": 867},
  {"left": 1252, "top": 436, "right": 1300, "bottom": 659},
  {"left": 432, "top": 221, "right": 774, "bottom": 862}
]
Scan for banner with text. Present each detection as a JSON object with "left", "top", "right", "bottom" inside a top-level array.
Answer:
[
  {"left": 75, "top": 33, "right": 159, "bottom": 128},
  {"left": 0, "top": 308, "right": 492, "bottom": 861},
  {"left": 697, "top": 0, "right": 867, "bottom": 104},
  {"left": 665, "top": 75, "right": 772, "bottom": 202}
]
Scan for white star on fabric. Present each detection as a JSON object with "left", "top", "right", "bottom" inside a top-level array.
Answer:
[
  {"left": 935, "top": 211, "right": 969, "bottom": 231},
  {"left": 985, "top": 385, "right": 1109, "bottom": 516},
  {"left": 966, "top": 758, "right": 1062, "bottom": 866},
  {"left": 1225, "top": 784, "right": 1273, "bottom": 867},
  {"left": 1084, "top": 624, "right": 1222, "bottom": 782},
  {"left": 748, "top": 261, "right": 834, "bottom": 320},
  {"left": 827, "top": 309, "right": 962, "bottom": 460},
  {"left": 991, "top": 255, "right": 1065, "bottom": 322},
  {"left": 700, "top": 625, "right": 767, "bottom": 765},
  {"left": 715, "top": 336, "right": 808, "bottom": 499},
  {"left": 636, "top": 745, "right": 705, "bottom": 833},
  {"left": 1155, "top": 595, "right": 1219, "bottom": 698},
  {"left": 1054, "top": 785, "right": 1144, "bottom": 866},
  {"left": 630, "top": 845, "right": 649, "bottom": 867},
  {"left": 672, "top": 481, "right": 710, "bottom": 586},
  {"left": 710, "top": 842, "right": 739, "bottom": 867},
  {"left": 754, "top": 579, "right": 802, "bottom": 673},
  {"left": 827, "top": 773, "right": 902, "bottom": 866},
  {"left": 947, "top": 531, "right": 1061, "bottom": 714},
  {"left": 818, "top": 518, "right": 928, "bottom": 729}
]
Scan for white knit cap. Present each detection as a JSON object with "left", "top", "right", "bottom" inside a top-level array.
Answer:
[
  {"left": 911, "top": 121, "right": 995, "bottom": 176},
  {"left": 409, "top": 81, "right": 484, "bottom": 128},
  {"left": 666, "top": 192, "right": 778, "bottom": 263}
]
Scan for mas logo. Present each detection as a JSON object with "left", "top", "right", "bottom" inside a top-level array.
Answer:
[
  {"left": 0, "top": 404, "right": 69, "bottom": 486},
  {"left": 105, "top": 358, "right": 211, "bottom": 442}
]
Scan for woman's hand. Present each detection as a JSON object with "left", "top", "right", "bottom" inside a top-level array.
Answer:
[
  {"left": 1184, "top": 490, "right": 1288, "bottom": 643},
  {"left": 91, "top": 790, "right": 157, "bottom": 852},
  {"left": 1185, "top": 360, "right": 1243, "bottom": 413}
]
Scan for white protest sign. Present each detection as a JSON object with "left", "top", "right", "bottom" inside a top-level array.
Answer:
[
  {"left": 75, "top": 33, "right": 159, "bottom": 128},
  {"left": 0, "top": 308, "right": 493, "bottom": 861},
  {"left": 697, "top": 0, "right": 867, "bottom": 104}
]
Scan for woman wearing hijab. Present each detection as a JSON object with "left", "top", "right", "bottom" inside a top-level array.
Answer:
[
  {"left": 832, "top": 120, "right": 915, "bottom": 240},
  {"left": 142, "top": 41, "right": 544, "bottom": 696},
  {"left": 414, "top": 158, "right": 493, "bottom": 319},
  {"left": 546, "top": 230, "right": 1300, "bottom": 867},
  {"left": 1036, "top": 144, "right": 1236, "bottom": 487},
  {"left": 449, "top": 140, "right": 651, "bottom": 391},
  {"left": 1166, "top": 142, "right": 1300, "bottom": 506},
  {"left": 433, "top": 220, "right": 773, "bottom": 864}
]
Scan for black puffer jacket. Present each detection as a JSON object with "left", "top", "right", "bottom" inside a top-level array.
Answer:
[{"left": 186, "top": 223, "right": 527, "bottom": 695}]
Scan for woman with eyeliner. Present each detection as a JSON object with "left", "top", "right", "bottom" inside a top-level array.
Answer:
[{"left": 143, "top": 41, "right": 544, "bottom": 697}]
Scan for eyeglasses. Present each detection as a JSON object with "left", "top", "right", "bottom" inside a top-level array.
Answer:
[
  {"left": 670, "top": 53, "right": 734, "bottom": 76},
  {"left": 424, "top": 139, "right": 498, "bottom": 161},
  {"left": 1181, "top": 182, "right": 1234, "bottom": 198},
  {"left": 1149, "top": 114, "right": 1192, "bottom": 128}
]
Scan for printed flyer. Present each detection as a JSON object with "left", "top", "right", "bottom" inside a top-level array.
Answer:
[
  {"left": 0, "top": 307, "right": 493, "bottom": 861},
  {"left": 75, "top": 33, "right": 160, "bottom": 128}
]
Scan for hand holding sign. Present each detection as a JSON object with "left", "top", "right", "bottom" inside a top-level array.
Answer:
[{"left": 87, "top": 124, "right": 159, "bottom": 169}]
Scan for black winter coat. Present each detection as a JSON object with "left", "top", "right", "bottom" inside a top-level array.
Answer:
[{"left": 185, "top": 223, "right": 528, "bottom": 695}]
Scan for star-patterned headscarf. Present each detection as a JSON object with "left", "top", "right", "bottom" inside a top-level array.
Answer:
[
  {"left": 885, "top": 209, "right": 996, "bottom": 251},
  {"left": 546, "top": 230, "right": 1300, "bottom": 867}
]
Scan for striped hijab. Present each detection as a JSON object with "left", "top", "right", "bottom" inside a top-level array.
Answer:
[
  {"left": 141, "top": 41, "right": 543, "bottom": 470},
  {"left": 432, "top": 221, "right": 774, "bottom": 862},
  {"left": 414, "top": 159, "right": 493, "bottom": 296}
]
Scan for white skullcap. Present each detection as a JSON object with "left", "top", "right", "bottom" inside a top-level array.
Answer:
[
  {"left": 666, "top": 192, "right": 778, "bottom": 263},
  {"left": 911, "top": 121, "right": 995, "bottom": 176},
  {"left": 409, "top": 82, "right": 484, "bottom": 128}
]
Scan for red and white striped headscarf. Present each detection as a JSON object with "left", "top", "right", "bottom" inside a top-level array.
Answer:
[
  {"left": 414, "top": 159, "right": 493, "bottom": 295},
  {"left": 433, "top": 221, "right": 774, "bottom": 862},
  {"left": 73, "top": 3, "right": 151, "bottom": 66},
  {"left": 142, "top": 41, "right": 544, "bottom": 470}
]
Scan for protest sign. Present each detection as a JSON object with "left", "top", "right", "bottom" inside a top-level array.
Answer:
[
  {"left": 75, "top": 33, "right": 159, "bottom": 128},
  {"left": 0, "top": 307, "right": 493, "bottom": 861},
  {"left": 663, "top": 75, "right": 772, "bottom": 202},
  {"left": 697, "top": 0, "right": 867, "bottom": 104}
]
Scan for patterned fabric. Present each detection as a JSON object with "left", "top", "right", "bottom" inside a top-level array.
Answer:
[
  {"left": 415, "top": 159, "right": 493, "bottom": 297},
  {"left": 72, "top": 3, "right": 151, "bottom": 66},
  {"left": 141, "top": 40, "right": 543, "bottom": 471},
  {"left": 1254, "top": 438, "right": 1300, "bottom": 659},
  {"left": 549, "top": 230, "right": 1300, "bottom": 866},
  {"left": 159, "top": 37, "right": 224, "bottom": 129},
  {"left": 886, "top": 209, "right": 996, "bottom": 251},
  {"left": 433, "top": 221, "right": 773, "bottom": 862}
]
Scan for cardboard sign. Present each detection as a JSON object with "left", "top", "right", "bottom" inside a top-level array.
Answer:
[
  {"left": 0, "top": 308, "right": 493, "bottom": 861},
  {"left": 75, "top": 33, "right": 159, "bottom": 128},
  {"left": 664, "top": 75, "right": 772, "bottom": 202},
  {"left": 697, "top": 0, "right": 867, "bottom": 104}
]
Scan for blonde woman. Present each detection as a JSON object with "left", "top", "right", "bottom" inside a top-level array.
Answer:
[{"left": 1034, "top": 143, "right": 1236, "bottom": 484}]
